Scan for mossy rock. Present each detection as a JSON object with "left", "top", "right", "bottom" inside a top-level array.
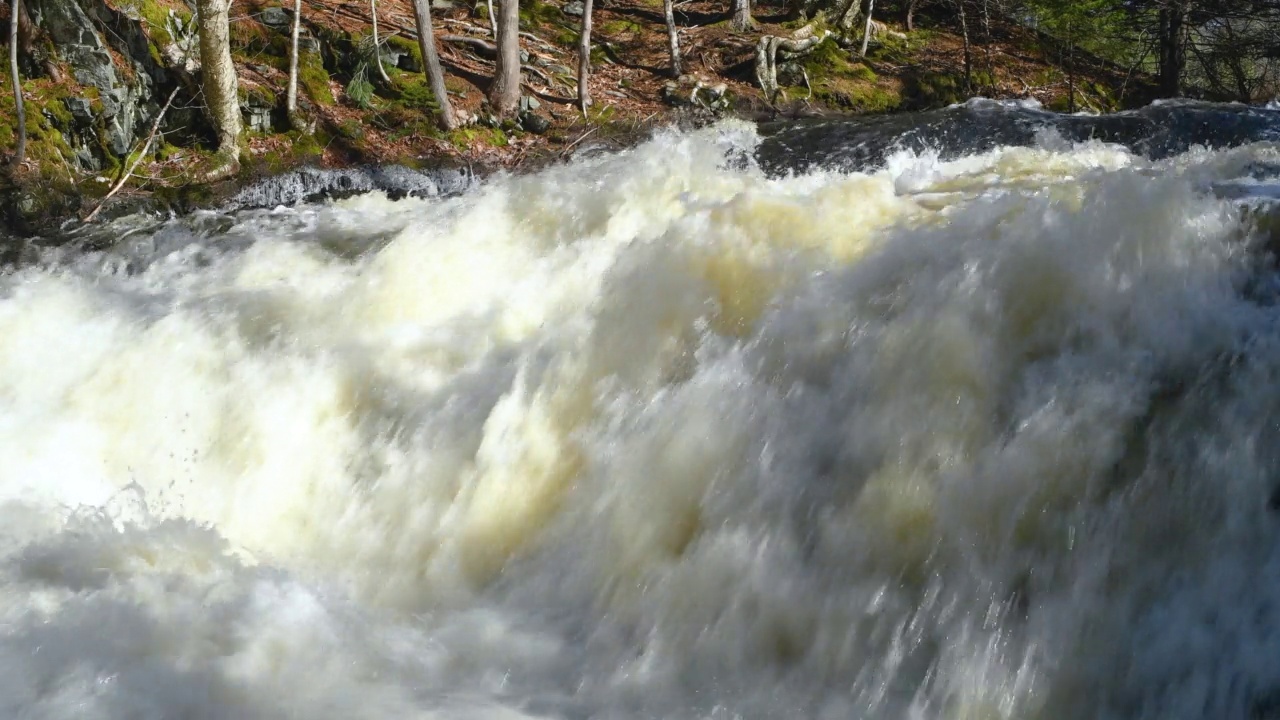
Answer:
[
  {"left": 903, "top": 71, "right": 963, "bottom": 109},
  {"left": 299, "top": 52, "right": 336, "bottom": 106}
]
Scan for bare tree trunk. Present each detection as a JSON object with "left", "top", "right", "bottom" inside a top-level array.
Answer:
[
  {"left": 8, "top": 0, "right": 24, "bottom": 169},
  {"left": 486, "top": 0, "right": 497, "bottom": 38},
  {"left": 859, "top": 0, "right": 875, "bottom": 57},
  {"left": 410, "top": 0, "right": 458, "bottom": 129},
  {"left": 577, "top": 0, "right": 593, "bottom": 114},
  {"left": 286, "top": 0, "right": 302, "bottom": 126},
  {"left": 1066, "top": 18, "right": 1075, "bottom": 112},
  {"left": 195, "top": 0, "right": 242, "bottom": 164},
  {"left": 731, "top": 0, "right": 753, "bottom": 32},
  {"left": 980, "top": 0, "right": 992, "bottom": 90},
  {"left": 904, "top": 0, "right": 916, "bottom": 31},
  {"left": 957, "top": 0, "right": 971, "bottom": 93},
  {"left": 371, "top": 0, "right": 391, "bottom": 82},
  {"left": 834, "top": 0, "right": 859, "bottom": 31},
  {"left": 489, "top": 0, "right": 520, "bottom": 117},
  {"left": 1157, "top": 0, "right": 1185, "bottom": 97},
  {"left": 664, "top": 0, "right": 681, "bottom": 77}
]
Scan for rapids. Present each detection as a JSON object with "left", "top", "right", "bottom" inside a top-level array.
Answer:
[{"left": 5, "top": 101, "right": 1280, "bottom": 720}]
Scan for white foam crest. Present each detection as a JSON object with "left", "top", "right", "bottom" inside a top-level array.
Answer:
[{"left": 2, "top": 123, "right": 1280, "bottom": 719}]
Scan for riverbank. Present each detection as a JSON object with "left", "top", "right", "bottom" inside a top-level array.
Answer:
[{"left": 2, "top": 0, "right": 1152, "bottom": 233}]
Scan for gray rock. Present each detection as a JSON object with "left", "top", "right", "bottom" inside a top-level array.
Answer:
[
  {"left": 226, "top": 165, "right": 479, "bottom": 210},
  {"left": 519, "top": 95, "right": 541, "bottom": 113},
  {"left": 64, "top": 97, "right": 95, "bottom": 126},
  {"left": 106, "top": 118, "right": 132, "bottom": 156},
  {"left": 777, "top": 61, "right": 805, "bottom": 87},
  {"left": 563, "top": 0, "right": 585, "bottom": 15},
  {"left": 431, "top": 0, "right": 454, "bottom": 9},
  {"left": 394, "top": 50, "right": 420, "bottom": 72},
  {"left": 243, "top": 107, "right": 273, "bottom": 133},
  {"left": 258, "top": 6, "right": 291, "bottom": 31},
  {"left": 299, "top": 34, "right": 321, "bottom": 54},
  {"left": 519, "top": 111, "right": 551, "bottom": 134},
  {"left": 546, "top": 64, "right": 573, "bottom": 76}
]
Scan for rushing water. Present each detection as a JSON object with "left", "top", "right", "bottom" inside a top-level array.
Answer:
[{"left": 7, "top": 101, "right": 1280, "bottom": 720}]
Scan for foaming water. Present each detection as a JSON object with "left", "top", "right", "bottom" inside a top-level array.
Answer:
[{"left": 5, "top": 118, "right": 1280, "bottom": 719}]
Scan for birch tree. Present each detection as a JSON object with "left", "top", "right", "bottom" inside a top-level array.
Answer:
[
  {"left": 8, "top": 0, "right": 24, "bottom": 169},
  {"left": 286, "top": 0, "right": 302, "bottom": 128},
  {"left": 195, "top": 0, "right": 241, "bottom": 170},
  {"left": 410, "top": 0, "right": 458, "bottom": 129},
  {"left": 577, "top": 0, "right": 593, "bottom": 114},
  {"left": 489, "top": 0, "right": 520, "bottom": 117},
  {"left": 731, "top": 0, "right": 754, "bottom": 32},
  {"left": 371, "top": 0, "right": 390, "bottom": 82},
  {"left": 664, "top": 0, "right": 681, "bottom": 77},
  {"left": 859, "top": 0, "right": 875, "bottom": 56}
]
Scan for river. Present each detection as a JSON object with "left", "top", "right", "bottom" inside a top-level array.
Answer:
[{"left": 4, "top": 99, "right": 1280, "bottom": 719}]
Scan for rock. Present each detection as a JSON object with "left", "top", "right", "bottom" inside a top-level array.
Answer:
[
  {"left": 431, "top": 0, "right": 454, "bottom": 8},
  {"left": 777, "top": 61, "right": 805, "bottom": 87},
  {"left": 258, "top": 6, "right": 291, "bottom": 32},
  {"left": 520, "top": 49, "right": 530, "bottom": 64},
  {"left": 519, "top": 111, "right": 551, "bottom": 134},
  {"left": 395, "top": 51, "right": 421, "bottom": 73},
  {"left": 64, "top": 97, "right": 94, "bottom": 126},
  {"left": 563, "top": 0, "right": 585, "bottom": 15},
  {"left": 299, "top": 33, "right": 321, "bottom": 54},
  {"left": 662, "top": 75, "right": 731, "bottom": 112},
  {"left": 63, "top": 44, "right": 118, "bottom": 89},
  {"left": 661, "top": 80, "right": 689, "bottom": 106},
  {"left": 226, "top": 165, "right": 479, "bottom": 210},
  {"left": 241, "top": 91, "right": 276, "bottom": 134},
  {"left": 546, "top": 64, "right": 573, "bottom": 76},
  {"left": 519, "top": 95, "right": 541, "bottom": 113}
]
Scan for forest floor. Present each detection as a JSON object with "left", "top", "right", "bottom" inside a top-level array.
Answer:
[
  {"left": 242, "top": 0, "right": 1153, "bottom": 171},
  {"left": 0, "top": 0, "right": 1156, "bottom": 226}
]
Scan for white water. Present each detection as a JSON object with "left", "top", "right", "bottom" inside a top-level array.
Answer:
[{"left": 4, "top": 122, "right": 1280, "bottom": 720}]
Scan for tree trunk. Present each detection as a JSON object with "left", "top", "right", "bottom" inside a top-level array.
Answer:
[
  {"left": 371, "top": 0, "right": 391, "bottom": 82},
  {"left": 195, "top": 0, "right": 242, "bottom": 161},
  {"left": 957, "top": 0, "right": 971, "bottom": 93},
  {"left": 1067, "top": 18, "right": 1075, "bottom": 112},
  {"left": 980, "top": 0, "right": 991, "bottom": 90},
  {"left": 664, "top": 0, "right": 681, "bottom": 77},
  {"left": 834, "top": 0, "right": 860, "bottom": 31},
  {"left": 410, "top": 0, "right": 458, "bottom": 129},
  {"left": 8, "top": 0, "right": 24, "bottom": 169},
  {"left": 904, "top": 0, "right": 916, "bottom": 31},
  {"left": 489, "top": 0, "right": 520, "bottom": 117},
  {"left": 1158, "top": 1, "right": 1185, "bottom": 97},
  {"left": 486, "top": 0, "right": 497, "bottom": 37},
  {"left": 731, "top": 0, "right": 753, "bottom": 32},
  {"left": 577, "top": 0, "right": 592, "bottom": 114},
  {"left": 859, "top": 0, "right": 875, "bottom": 57},
  {"left": 286, "top": 0, "right": 302, "bottom": 126}
]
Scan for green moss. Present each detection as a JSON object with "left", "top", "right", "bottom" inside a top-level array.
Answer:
[
  {"left": 447, "top": 126, "right": 511, "bottom": 150},
  {"left": 396, "top": 74, "right": 439, "bottom": 112},
  {"left": 387, "top": 34, "right": 423, "bottom": 65},
  {"left": 230, "top": 16, "right": 284, "bottom": 56},
  {"left": 601, "top": 19, "right": 643, "bottom": 35},
  {"left": 120, "top": 0, "right": 189, "bottom": 47},
  {"left": 903, "top": 71, "right": 962, "bottom": 109},
  {"left": 299, "top": 52, "right": 336, "bottom": 106},
  {"left": 240, "top": 84, "right": 278, "bottom": 106},
  {"left": 42, "top": 99, "right": 74, "bottom": 129},
  {"left": 520, "top": 0, "right": 565, "bottom": 28}
]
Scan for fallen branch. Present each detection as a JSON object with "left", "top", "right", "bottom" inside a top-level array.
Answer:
[
  {"left": 83, "top": 86, "right": 179, "bottom": 224},
  {"left": 441, "top": 34, "right": 498, "bottom": 55},
  {"left": 559, "top": 125, "right": 598, "bottom": 157}
]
